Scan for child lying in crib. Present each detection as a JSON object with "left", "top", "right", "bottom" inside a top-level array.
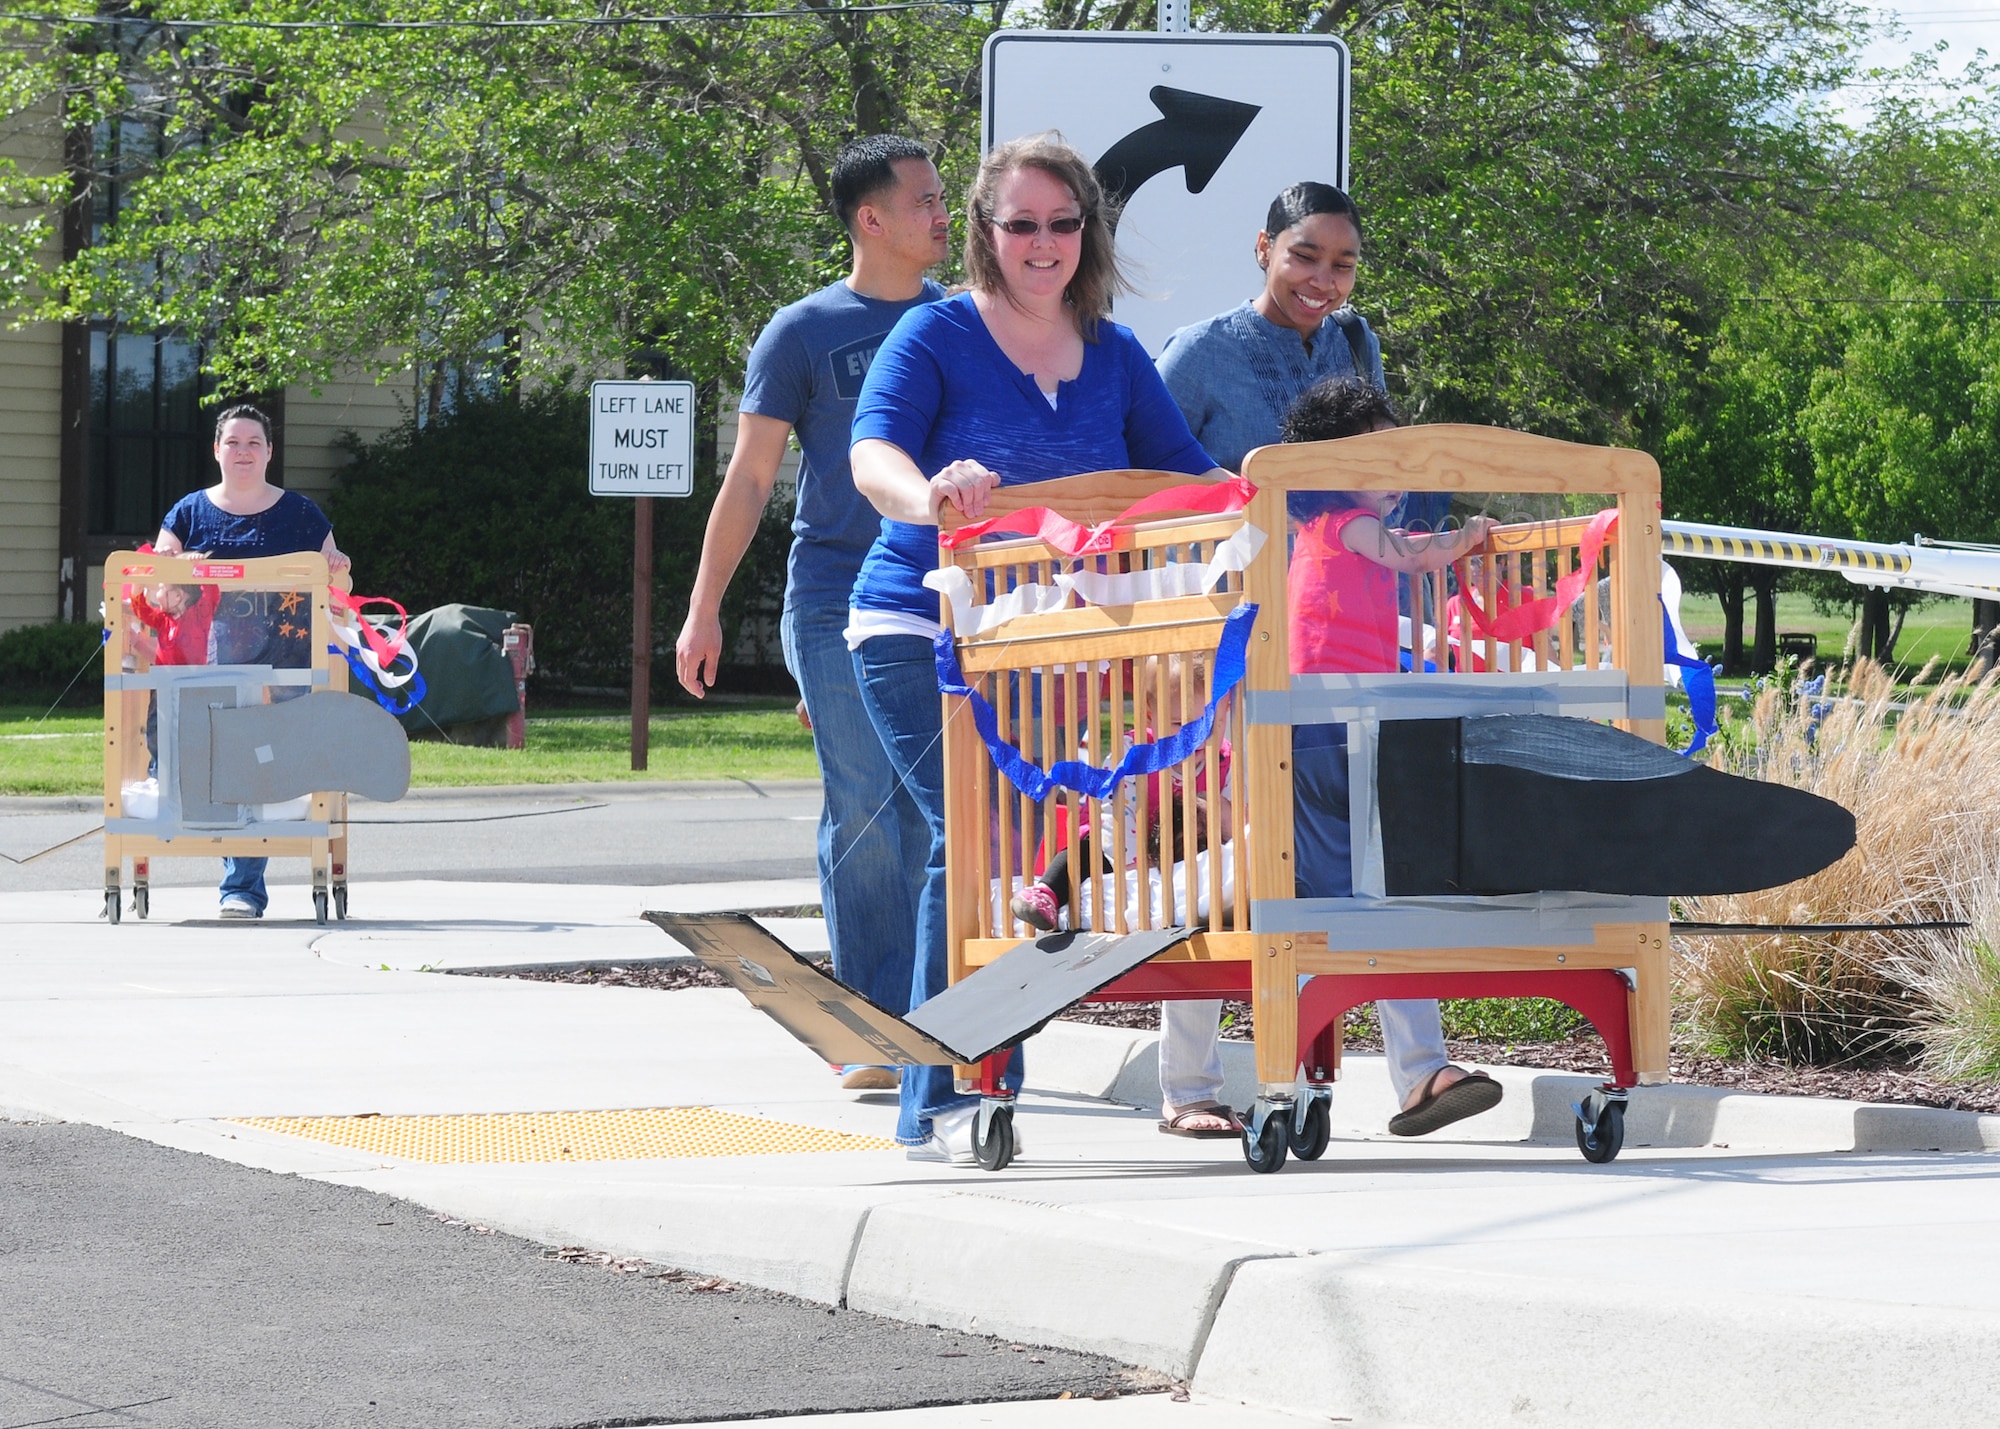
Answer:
[{"left": 1009, "top": 655, "right": 1229, "bottom": 932}]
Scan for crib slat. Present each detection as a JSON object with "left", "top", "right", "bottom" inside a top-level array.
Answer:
[
  {"left": 1481, "top": 541, "right": 1500, "bottom": 674},
  {"left": 1204, "top": 651, "right": 1223, "bottom": 933},
  {"left": 1587, "top": 534, "right": 1605, "bottom": 669},
  {"left": 1605, "top": 532, "right": 1623, "bottom": 669},
  {"left": 1552, "top": 544, "right": 1568, "bottom": 672},
  {"left": 1109, "top": 648, "right": 1129, "bottom": 935},
  {"left": 1179, "top": 639, "right": 1198, "bottom": 929}
]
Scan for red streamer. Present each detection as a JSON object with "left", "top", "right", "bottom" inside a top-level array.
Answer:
[
  {"left": 939, "top": 476, "right": 1258, "bottom": 556},
  {"left": 1450, "top": 507, "right": 1621, "bottom": 646}
]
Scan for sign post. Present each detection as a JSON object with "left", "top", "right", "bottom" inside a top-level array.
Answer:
[{"left": 590, "top": 378, "right": 695, "bottom": 770}]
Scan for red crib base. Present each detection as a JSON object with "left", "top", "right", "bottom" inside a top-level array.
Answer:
[{"left": 973, "top": 962, "right": 1637, "bottom": 1093}]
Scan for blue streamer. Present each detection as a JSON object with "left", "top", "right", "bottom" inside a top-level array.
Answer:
[
  {"left": 329, "top": 642, "right": 429, "bottom": 718},
  {"left": 1661, "top": 599, "right": 1717, "bottom": 756},
  {"left": 934, "top": 603, "right": 1259, "bottom": 803}
]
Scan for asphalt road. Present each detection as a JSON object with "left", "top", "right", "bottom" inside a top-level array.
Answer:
[
  {"left": 0, "top": 781, "right": 826, "bottom": 894},
  {"left": 0, "top": 1120, "right": 1152, "bottom": 1429}
]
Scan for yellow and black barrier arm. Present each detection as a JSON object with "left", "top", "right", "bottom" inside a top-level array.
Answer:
[{"left": 1661, "top": 520, "right": 2000, "bottom": 602}]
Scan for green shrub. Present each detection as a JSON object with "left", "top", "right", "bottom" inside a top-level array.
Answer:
[
  {"left": 1340, "top": 998, "right": 1587, "bottom": 1044},
  {"left": 328, "top": 385, "right": 791, "bottom": 692},
  {"left": 0, "top": 620, "right": 105, "bottom": 705},
  {"left": 1439, "top": 997, "right": 1589, "bottom": 1044}
]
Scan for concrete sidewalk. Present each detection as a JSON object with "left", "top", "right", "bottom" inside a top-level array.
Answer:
[{"left": 5, "top": 878, "right": 2000, "bottom": 1428}]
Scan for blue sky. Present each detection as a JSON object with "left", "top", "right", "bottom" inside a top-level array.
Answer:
[{"left": 1833, "top": 2, "right": 1998, "bottom": 116}]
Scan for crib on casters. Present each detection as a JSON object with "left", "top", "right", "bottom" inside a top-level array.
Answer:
[{"left": 936, "top": 424, "right": 1671, "bottom": 1172}]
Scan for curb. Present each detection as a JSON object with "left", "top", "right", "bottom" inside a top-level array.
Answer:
[
  {"left": 1024, "top": 1020, "right": 2000, "bottom": 1155},
  {"left": 1197, "top": 1256, "right": 2000, "bottom": 1429}
]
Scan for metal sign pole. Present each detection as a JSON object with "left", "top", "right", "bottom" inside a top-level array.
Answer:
[{"left": 631, "top": 494, "right": 653, "bottom": 770}]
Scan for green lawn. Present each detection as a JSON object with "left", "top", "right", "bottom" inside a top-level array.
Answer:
[
  {"left": 1679, "top": 592, "right": 1976, "bottom": 675},
  {"left": 0, "top": 699, "right": 819, "bottom": 797}
]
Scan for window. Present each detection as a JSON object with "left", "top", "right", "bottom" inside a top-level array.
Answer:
[
  {"left": 86, "top": 326, "right": 211, "bottom": 537},
  {"left": 81, "top": 104, "right": 241, "bottom": 539}
]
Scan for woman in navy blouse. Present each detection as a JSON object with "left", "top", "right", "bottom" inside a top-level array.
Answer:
[
  {"left": 154, "top": 404, "right": 349, "bottom": 920},
  {"left": 846, "top": 133, "right": 1228, "bottom": 1163}
]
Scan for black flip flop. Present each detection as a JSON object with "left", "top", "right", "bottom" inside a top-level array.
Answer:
[
  {"left": 1387, "top": 1069, "right": 1503, "bottom": 1137},
  {"left": 1158, "top": 1101, "right": 1245, "bottom": 1139}
]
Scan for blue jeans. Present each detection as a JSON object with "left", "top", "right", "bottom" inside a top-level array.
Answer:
[
  {"left": 1292, "top": 725, "right": 1353, "bottom": 900},
  {"left": 853, "top": 634, "right": 1022, "bottom": 1145},
  {"left": 216, "top": 682, "right": 308, "bottom": 916},
  {"left": 1291, "top": 723, "right": 1447, "bottom": 1105},
  {"left": 221, "top": 857, "right": 268, "bottom": 914},
  {"left": 781, "top": 600, "right": 926, "bottom": 1015}
]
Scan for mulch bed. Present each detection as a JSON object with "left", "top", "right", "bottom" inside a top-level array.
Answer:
[{"left": 459, "top": 963, "right": 2000, "bottom": 1117}]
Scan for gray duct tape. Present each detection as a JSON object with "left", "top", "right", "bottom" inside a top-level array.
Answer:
[
  {"left": 1247, "top": 670, "right": 1634, "bottom": 725},
  {"left": 1249, "top": 891, "right": 1669, "bottom": 946}
]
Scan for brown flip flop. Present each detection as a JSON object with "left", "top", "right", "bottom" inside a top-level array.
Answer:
[
  {"left": 1387, "top": 1068, "right": 1503, "bottom": 1137},
  {"left": 1158, "top": 1101, "right": 1245, "bottom": 1139}
]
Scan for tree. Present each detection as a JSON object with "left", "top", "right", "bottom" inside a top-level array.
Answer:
[
  {"left": 1656, "top": 295, "right": 1844, "bottom": 671},
  {"left": 1803, "top": 282, "right": 2000, "bottom": 661},
  {"left": 0, "top": 3, "right": 999, "bottom": 395}
]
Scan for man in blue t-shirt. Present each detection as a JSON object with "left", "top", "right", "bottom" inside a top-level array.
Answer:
[{"left": 674, "top": 135, "right": 947, "bottom": 1089}]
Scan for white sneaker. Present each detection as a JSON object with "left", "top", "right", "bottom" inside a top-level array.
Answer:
[
  {"left": 902, "top": 1103, "right": 1021, "bottom": 1165},
  {"left": 904, "top": 1103, "right": 979, "bottom": 1165},
  {"left": 218, "top": 897, "right": 261, "bottom": 920}
]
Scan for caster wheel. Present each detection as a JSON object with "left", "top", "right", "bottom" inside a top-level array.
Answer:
[
  {"left": 1575, "top": 1094, "right": 1626, "bottom": 1164},
  {"left": 134, "top": 888, "right": 149, "bottom": 920},
  {"left": 103, "top": 890, "right": 121, "bottom": 924},
  {"left": 1288, "top": 1097, "right": 1331, "bottom": 1161},
  {"left": 313, "top": 890, "right": 330, "bottom": 926},
  {"left": 1242, "top": 1106, "right": 1290, "bottom": 1174},
  {"left": 973, "top": 1103, "right": 1015, "bottom": 1171},
  {"left": 333, "top": 886, "right": 348, "bottom": 921}
]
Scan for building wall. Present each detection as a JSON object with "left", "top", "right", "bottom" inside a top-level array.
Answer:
[
  {"left": 0, "top": 316, "right": 62, "bottom": 630},
  {"left": 281, "top": 374, "right": 410, "bottom": 508},
  {"left": 0, "top": 104, "right": 64, "bottom": 631}
]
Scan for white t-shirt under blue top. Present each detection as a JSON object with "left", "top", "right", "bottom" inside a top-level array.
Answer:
[
  {"left": 846, "top": 292, "right": 1216, "bottom": 638},
  {"left": 737, "top": 278, "right": 947, "bottom": 612}
]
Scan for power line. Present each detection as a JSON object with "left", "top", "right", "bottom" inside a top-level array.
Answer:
[
  {"left": 0, "top": 4, "right": 980, "bottom": 31},
  {"left": 1732, "top": 295, "right": 2000, "bottom": 305}
]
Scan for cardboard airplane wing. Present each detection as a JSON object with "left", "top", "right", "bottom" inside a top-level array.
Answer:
[
  {"left": 645, "top": 912, "right": 963, "bottom": 1065},
  {"left": 645, "top": 912, "right": 1192, "bottom": 1067}
]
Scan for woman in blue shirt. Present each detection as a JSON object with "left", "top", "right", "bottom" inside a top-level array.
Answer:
[
  {"left": 847, "top": 133, "right": 1226, "bottom": 1162},
  {"left": 154, "top": 404, "right": 349, "bottom": 920}
]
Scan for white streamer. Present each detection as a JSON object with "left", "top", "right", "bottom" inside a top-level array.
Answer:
[
  {"left": 925, "top": 523, "right": 1267, "bottom": 637},
  {"left": 330, "top": 618, "right": 419, "bottom": 688}
]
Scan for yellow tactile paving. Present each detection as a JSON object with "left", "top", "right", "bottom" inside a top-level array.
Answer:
[{"left": 231, "top": 1106, "right": 897, "bottom": 1163}]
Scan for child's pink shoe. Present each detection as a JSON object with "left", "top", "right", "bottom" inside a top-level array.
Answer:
[{"left": 1010, "top": 882, "right": 1060, "bottom": 932}]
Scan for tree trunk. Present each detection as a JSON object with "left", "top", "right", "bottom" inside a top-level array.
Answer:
[
  {"left": 1750, "top": 570, "right": 1779, "bottom": 675},
  {"left": 1718, "top": 574, "right": 1746, "bottom": 675},
  {"left": 1858, "top": 588, "right": 1892, "bottom": 663},
  {"left": 1973, "top": 600, "right": 2000, "bottom": 680},
  {"left": 1884, "top": 601, "right": 1908, "bottom": 666}
]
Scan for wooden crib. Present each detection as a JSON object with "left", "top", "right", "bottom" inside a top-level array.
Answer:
[{"left": 936, "top": 424, "right": 1671, "bottom": 1172}]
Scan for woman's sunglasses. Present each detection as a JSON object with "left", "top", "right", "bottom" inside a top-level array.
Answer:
[{"left": 988, "top": 215, "right": 1087, "bottom": 237}]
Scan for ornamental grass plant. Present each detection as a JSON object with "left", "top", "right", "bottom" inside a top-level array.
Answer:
[
  {"left": 1675, "top": 657, "right": 2000, "bottom": 1070},
  {"left": 1896, "top": 849, "right": 2000, "bottom": 1084}
]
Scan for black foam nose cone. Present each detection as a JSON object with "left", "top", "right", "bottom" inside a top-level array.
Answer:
[{"left": 1378, "top": 716, "right": 1855, "bottom": 897}]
